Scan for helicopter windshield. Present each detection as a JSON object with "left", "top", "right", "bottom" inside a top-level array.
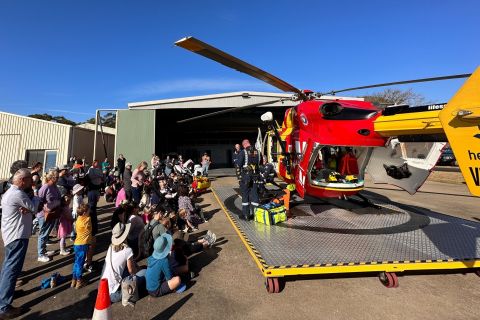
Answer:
[{"left": 320, "top": 103, "right": 378, "bottom": 120}]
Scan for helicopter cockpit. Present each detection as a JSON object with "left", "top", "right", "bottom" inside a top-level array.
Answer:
[{"left": 309, "top": 145, "right": 366, "bottom": 190}]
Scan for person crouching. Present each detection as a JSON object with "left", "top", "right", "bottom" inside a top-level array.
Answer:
[{"left": 71, "top": 203, "right": 92, "bottom": 289}]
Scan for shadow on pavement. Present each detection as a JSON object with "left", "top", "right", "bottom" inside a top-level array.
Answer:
[
  {"left": 151, "top": 293, "right": 193, "bottom": 320},
  {"left": 22, "top": 288, "right": 97, "bottom": 320}
]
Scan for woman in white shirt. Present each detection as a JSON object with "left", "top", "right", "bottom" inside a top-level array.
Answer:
[{"left": 101, "top": 222, "right": 145, "bottom": 303}]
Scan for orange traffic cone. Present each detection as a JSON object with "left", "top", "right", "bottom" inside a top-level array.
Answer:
[{"left": 92, "top": 278, "right": 112, "bottom": 320}]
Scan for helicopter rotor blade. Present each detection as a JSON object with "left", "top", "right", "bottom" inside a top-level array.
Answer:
[
  {"left": 175, "top": 37, "right": 306, "bottom": 100},
  {"left": 177, "top": 98, "right": 284, "bottom": 124},
  {"left": 329, "top": 73, "right": 472, "bottom": 95}
]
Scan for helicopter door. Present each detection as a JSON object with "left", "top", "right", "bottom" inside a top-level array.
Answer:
[
  {"left": 294, "top": 138, "right": 313, "bottom": 198},
  {"left": 366, "top": 139, "right": 446, "bottom": 194}
]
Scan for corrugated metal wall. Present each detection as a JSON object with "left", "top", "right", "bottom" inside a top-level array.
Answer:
[
  {"left": 116, "top": 109, "right": 155, "bottom": 168},
  {"left": 71, "top": 127, "right": 115, "bottom": 164},
  {"left": 0, "top": 134, "right": 21, "bottom": 180},
  {"left": 0, "top": 112, "right": 71, "bottom": 179}
]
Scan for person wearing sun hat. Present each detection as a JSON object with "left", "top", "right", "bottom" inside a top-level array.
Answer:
[
  {"left": 101, "top": 222, "right": 145, "bottom": 303},
  {"left": 145, "top": 233, "right": 185, "bottom": 297}
]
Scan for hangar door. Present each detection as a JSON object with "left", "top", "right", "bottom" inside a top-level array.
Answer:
[
  {"left": 116, "top": 109, "right": 155, "bottom": 168},
  {"left": 0, "top": 134, "right": 21, "bottom": 180}
]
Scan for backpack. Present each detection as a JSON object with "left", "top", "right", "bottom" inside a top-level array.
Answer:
[
  {"left": 139, "top": 220, "right": 160, "bottom": 258},
  {"left": 121, "top": 275, "right": 139, "bottom": 307},
  {"left": 383, "top": 163, "right": 412, "bottom": 180}
]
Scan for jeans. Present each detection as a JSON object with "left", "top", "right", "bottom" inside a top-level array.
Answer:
[
  {"left": 0, "top": 239, "right": 29, "bottom": 312},
  {"left": 88, "top": 190, "right": 100, "bottom": 236},
  {"left": 124, "top": 188, "right": 132, "bottom": 201},
  {"left": 37, "top": 216, "right": 55, "bottom": 256},
  {"left": 201, "top": 163, "right": 210, "bottom": 176},
  {"left": 131, "top": 187, "right": 142, "bottom": 204},
  {"left": 72, "top": 245, "right": 89, "bottom": 280}
]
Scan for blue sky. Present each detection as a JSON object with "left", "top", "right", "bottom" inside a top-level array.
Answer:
[{"left": 0, "top": 0, "right": 479, "bottom": 122}]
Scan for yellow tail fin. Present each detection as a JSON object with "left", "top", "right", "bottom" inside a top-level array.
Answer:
[{"left": 439, "top": 67, "right": 480, "bottom": 196}]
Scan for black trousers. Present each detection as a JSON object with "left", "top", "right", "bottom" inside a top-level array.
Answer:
[{"left": 240, "top": 174, "right": 259, "bottom": 218}]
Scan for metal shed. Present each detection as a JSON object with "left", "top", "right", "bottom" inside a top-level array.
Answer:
[{"left": 0, "top": 111, "right": 115, "bottom": 179}]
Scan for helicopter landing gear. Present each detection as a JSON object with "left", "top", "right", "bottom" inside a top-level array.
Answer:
[
  {"left": 379, "top": 272, "right": 399, "bottom": 288},
  {"left": 265, "top": 277, "right": 282, "bottom": 293},
  {"left": 348, "top": 193, "right": 382, "bottom": 209}
]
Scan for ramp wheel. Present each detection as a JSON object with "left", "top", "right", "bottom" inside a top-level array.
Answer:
[
  {"left": 265, "top": 277, "right": 281, "bottom": 293},
  {"left": 379, "top": 272, "right": 399, "bottom": 288},
  {"left": 265, "top": 278, "right": 274, "bottom": 293}
]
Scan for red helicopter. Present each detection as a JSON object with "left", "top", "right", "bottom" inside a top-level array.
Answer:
[{"left": 175, "top": 36, "right": 477, "bottom": 201}]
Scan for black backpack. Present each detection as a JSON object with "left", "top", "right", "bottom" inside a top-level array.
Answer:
[
  {"left": 139, "top": 220, "right": 160, "bottom": 258},
  {"left": 383, "top": 163, "right": 412, "bottom": 180}
]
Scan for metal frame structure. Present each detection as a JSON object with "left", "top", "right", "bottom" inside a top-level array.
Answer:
[{"left": 212, "top": 187, "right": 480, "bottom": 293}]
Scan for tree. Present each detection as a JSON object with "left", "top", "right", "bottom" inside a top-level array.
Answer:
[
  {"left": 84, "top": 112, "right": 116, "bottom": 128},
  {"left": 362, "top": 89, "right": 428, "bottom": 109},
  {"left": 28, "top": 113, "right": 77, "bottom": 126}
]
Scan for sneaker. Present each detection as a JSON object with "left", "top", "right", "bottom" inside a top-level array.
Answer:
[
  {"left": 75, "top": 279, "right": 86, "bottom": 289},
  {"left": 202, "top": 234, "right": 211, "bottom": 243},
  {"left": 84, "top": 264, "right": 93, "bottom": 273},
  {"left": 37, "top": 255, "right": 51, "bottom": 263},
  {"left": 0, "top": 306, "right": 25, "bottom": 319},
  {"left": 59, "top": 250, "right": 70, "bottom": 256},
  {"left": 15, "top": 279, "right": 25, "bottom": 288},
  {"left": 176, "top": 282, "right": 187, "bottom": 293},
  {"left": 70, "top": 279, "right": 77, "bottom": 288},
  {"left": 208, "top": 233, "right": 217, "bottom": 247},
  {"left": 46, "top": 250, "right": 56, "bottom": 256}
]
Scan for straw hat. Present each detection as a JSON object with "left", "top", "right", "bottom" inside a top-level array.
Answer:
[{"left": 111, "top": 222, "right": 131, "bottom": 246}]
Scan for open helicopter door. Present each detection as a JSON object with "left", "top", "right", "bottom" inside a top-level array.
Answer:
[
  {"left": 294, "top": 138, "right": 314, "bottom": 198},
  {"left": 366, "top": 140, "right": 446, "bottom": 194}
]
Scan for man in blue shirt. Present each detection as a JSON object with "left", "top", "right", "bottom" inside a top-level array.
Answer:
[{"left": 145, "top": 234, "right": 184, "bottom": 297}]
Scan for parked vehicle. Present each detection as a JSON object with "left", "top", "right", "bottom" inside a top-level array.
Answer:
[{"left": 437, "top": 147, "right": 456, "bottom": 166}]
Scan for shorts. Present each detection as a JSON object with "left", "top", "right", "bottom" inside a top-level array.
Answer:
[{"left": 148, "top": 280, "right": 171, "bottom": 297}]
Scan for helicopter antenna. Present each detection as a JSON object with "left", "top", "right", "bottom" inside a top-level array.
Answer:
[
  {"left": 328, "top": 73, "right": 471, "bottom": 95},
  {"left": 175, "top": 37, "right": 307, "bottom": 100}
]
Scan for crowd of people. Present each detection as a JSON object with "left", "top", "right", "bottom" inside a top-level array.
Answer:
[{"left": 0, "top": 152, "right": 216, "bottom": 319}]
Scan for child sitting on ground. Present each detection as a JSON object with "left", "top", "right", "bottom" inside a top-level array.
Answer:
[
  {"left": 58, "top": 195, "right": 73, "bottom": 255},
  {"left": 178, "top": 185, "right": 205, "bottom": 232},
  {"left": 146, "top": 234, "right": 185, "bottom": 297},
  {"left": 126, "top": 204, "right": 145, "bottom": 258},
  {"left": 72, "top": 203, "right": 93, "bottom": 289}
]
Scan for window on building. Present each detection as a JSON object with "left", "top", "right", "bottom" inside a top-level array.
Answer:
[
  {"left": 25, "top": 149, "right": 57, "bottom": 171},
  {"left": 45, "top": 151, "right": 57, "bottom": 171},
  {"left": 25, "top": 150, "right": 45, "bottom": 167}
]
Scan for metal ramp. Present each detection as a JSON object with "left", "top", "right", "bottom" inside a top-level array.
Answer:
[{"left": 212, "top": 186, "right": 480, "bottom": 292}]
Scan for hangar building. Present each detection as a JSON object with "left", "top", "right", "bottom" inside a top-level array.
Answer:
[{"left": 115, "top": 92, "right": 297, "bottom": 168}]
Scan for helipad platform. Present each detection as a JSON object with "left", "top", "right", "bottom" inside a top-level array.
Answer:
[{"left": 213, "top": 186, "right": 480, "bottom": 284}]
